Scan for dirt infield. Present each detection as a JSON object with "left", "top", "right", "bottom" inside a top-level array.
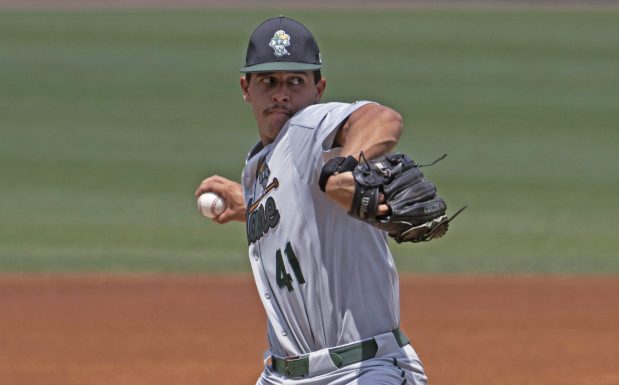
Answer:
[{"left": 1, "top": 275, "right": 617, "bottom": 385}]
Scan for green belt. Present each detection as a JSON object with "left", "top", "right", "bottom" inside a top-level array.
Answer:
[{"left": 271, "top": 328, "right": 410, "bottom": 379}]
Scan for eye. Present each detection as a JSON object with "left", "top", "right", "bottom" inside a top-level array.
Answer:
[
  {"left": 289, "top": 77, "right": 304, "bottom": 86},
  {"left": 260, "top": 77, "right": 273, "bottom": 85}
]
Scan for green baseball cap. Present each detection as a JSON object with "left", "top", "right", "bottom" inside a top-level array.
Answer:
[{"left": 240, "top": 16, "right": 322, "bottom": 73}]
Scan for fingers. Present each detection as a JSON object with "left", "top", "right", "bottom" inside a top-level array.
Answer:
[
  {"left": 213, "top": 209, "right": 236, "bottom": 224},
  {"left": 195, "top": 175, "right": 228, "bottom": 198},
  {"left": 196, "top": 175, "right": 247, "bottom": 224},
  {"left": 377, "top": 203, "right": 390, "bottom": 216},
  {"left": 212, "top": 214, "right": 227, "bottom": 224},
  {"left": 376, "top": 194, "right": 391, "bottom": 216},
  {"left": 214, "top": 207, "right": 247, "bottom": 224}
]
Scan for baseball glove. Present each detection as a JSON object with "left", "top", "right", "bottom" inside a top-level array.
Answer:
[{"left": 320, "top": 152, "right": 464, "bottom": 243}]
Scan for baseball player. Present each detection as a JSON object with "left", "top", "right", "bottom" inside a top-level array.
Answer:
[{"left": 196, "top": 16, "right": 431, "bottom": 384}]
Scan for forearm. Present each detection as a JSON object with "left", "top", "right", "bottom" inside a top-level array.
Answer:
[{"left": 325, "top": 103, "right": 404, "bottom": 213}]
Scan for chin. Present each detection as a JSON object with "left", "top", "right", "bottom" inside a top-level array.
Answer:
[
  {"left": 269, "top": 127, "right": 283, "bottom": 141},
  {"left": 268, "top": 120, "right": 287, "bottom": 134}
]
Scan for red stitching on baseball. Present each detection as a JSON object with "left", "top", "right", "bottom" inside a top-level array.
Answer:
[{"left": 210, "top": 197, "right": 218, "bottom": 217}]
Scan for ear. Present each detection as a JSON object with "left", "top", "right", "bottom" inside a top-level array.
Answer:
[
  {"left": 240, "top": 76, "right": 251, "bottom": 102},
  {"left": 315, "top": 77, "right": 327, "bottom": 103}
]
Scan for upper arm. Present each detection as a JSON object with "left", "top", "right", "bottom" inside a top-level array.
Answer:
[
  {"left": 287, "top": 102, "right": 372, "bottom": 185},
  {"left": 332, "top": 103, "right": 404, "bottom": 155},
  {"left": 332, "top": 116, "right": 351, "bottom": 149}
]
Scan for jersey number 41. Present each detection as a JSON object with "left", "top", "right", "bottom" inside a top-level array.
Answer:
[{"left": 275, "top": 242, "right": 305, "bottom": 292}]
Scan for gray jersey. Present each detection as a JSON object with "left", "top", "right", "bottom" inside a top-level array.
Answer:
[{"left": 242, "top": 101, "right": 401, "bottom": 358}]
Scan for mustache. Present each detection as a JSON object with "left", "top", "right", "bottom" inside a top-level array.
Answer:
[{"left": 264, "top": 105, "right": 293, "bottom": 116}]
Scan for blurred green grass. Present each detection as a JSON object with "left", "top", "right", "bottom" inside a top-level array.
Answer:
[{"left": 1, "top": 9, "right": 618, "bottom": 273}]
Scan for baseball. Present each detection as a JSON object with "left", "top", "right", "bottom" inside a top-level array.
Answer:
[{"left": 197, "top": 192, "right": 226, "bottom": 219}]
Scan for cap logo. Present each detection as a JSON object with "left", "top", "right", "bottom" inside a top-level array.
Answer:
[{"left": 269, "top": 30, "right": 291, "bottom": 57}]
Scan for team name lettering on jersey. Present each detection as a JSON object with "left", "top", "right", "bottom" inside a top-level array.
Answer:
[{"left": 246, "top": 178, "right": 280, "bottom": 244}]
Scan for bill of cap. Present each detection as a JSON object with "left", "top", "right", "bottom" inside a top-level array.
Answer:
[{"left": 240, "top": 61, "right": 322, "bottom": 73}]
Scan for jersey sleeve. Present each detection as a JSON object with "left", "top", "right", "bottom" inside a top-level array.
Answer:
[{"left": 287, "top": 101, "right": 374, "bottom": 186}]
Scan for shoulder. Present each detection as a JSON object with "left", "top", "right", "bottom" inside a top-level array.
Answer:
[{"left": 289, "top": 101, "right": 374, "bottom": 129}]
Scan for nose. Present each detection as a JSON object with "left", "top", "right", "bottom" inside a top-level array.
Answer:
[{"left": 272, "top": 85, "right": 290, "bottom": 103}]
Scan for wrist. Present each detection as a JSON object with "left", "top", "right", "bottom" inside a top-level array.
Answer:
[{"left": 318, "top": 155, "right": 359, "bottom": 192}]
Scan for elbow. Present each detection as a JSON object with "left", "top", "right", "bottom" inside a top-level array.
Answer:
[
  {"left": 379, "top": 106, "right": 404, "bottom": 146},
  {"left": 391, "top": 109, "right": 404, "bottom": 140}
]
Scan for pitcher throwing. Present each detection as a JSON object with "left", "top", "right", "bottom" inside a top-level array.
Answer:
[{"left": 195, "top": 16, "right": 455, "bottom": 384}]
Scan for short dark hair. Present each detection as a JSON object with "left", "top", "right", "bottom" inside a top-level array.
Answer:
[{"left": 245, "top": 70, "right": 322, "bottom": 85}]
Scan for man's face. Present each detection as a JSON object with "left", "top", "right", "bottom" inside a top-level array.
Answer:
[{"left": 241, "top": 71, "right": 326, "bottom": 144}]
